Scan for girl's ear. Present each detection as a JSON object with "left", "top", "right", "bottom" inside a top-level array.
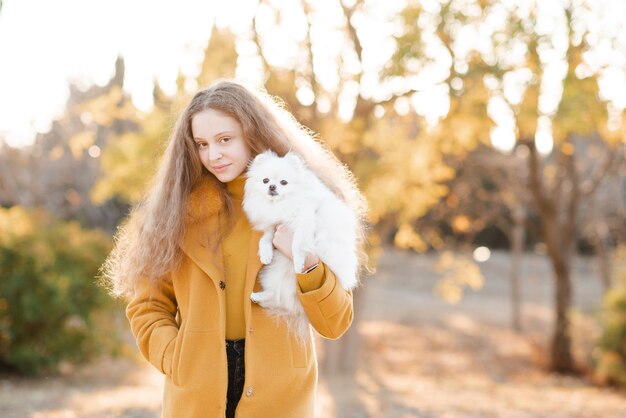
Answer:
[{"left": 284, "top": 151, "right": 305, "bottom": 169}]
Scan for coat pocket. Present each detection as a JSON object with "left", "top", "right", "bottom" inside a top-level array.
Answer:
[
  {"left": 174, "top": 330, "right": 222, "bottom": 390},
  {"left": 170, "top": 323, "right": 186, "bottom": 386},
  {"left": 290, "top": 332, "right": 309, "bottom": 368}
]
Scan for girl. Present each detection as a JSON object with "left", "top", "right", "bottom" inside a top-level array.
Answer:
[{"left": 102, "top": 80, "right": 368, "bottom": 418}]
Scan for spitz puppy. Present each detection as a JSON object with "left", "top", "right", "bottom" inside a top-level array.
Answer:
[{"left": 243, "top": 150, "right": 359, "bottom": 343}]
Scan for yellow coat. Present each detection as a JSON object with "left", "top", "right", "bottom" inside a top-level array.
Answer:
[{"left": 126, "top": 176, "right": 354, "bottom": 418}]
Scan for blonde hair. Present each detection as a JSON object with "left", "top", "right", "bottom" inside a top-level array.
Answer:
[{"left": 101, "top": 80, "right": 368, "bottom": 298}]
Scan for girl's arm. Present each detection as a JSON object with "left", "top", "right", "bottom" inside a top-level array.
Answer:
[
  {"left": 126, "top": 275, "right": 179, "bottom": 376},
  {"left": 296, "top": 264, "right": 354, "bottom": 339},
  {"left": 272, "top": 225, "right": 354, "bottom": 339}
]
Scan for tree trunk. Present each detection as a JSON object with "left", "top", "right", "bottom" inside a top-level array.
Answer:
[
  {"left": 549, "top": 251, "right": 576, "bottom": 372},
  {"left": 591, "top": 214, "right": 612, "bottom": 293},
  {"left": 544, "top": 214, "right": 576, "bottom": 373},
  {"left": 526, "top": 139, "right": 577, "bottom": 373},
  {"left": 510, "top": 206, "right": 525, "bottom": 332}
]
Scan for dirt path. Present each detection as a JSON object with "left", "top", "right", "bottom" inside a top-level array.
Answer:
[{"left": 1, "top": 249, "right": 625, "bottom": 417}]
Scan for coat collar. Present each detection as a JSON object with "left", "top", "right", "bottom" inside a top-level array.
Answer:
[
  {"left": 179, "top": 175, "right": 263, "bottom": 295},
  {"left": 184, "top": 175, "right": 223, "bottom": 226}
]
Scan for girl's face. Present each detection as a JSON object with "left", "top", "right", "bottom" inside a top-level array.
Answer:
[{"left": 191, "top": 108, "right": 252, "bottom": 183}]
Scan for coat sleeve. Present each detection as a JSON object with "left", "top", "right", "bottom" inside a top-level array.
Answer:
[
  {"left": 125, "top": 275, "right": 179, "bottom": 377},
  {"left": 296, "top": 263, "right": 354, "bottom": 339}
]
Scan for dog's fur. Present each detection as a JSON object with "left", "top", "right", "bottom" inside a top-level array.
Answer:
[{"left": 243, "top": 150, "right": 359, "bottom": 343}]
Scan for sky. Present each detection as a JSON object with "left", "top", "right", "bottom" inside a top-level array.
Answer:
[
  {"left": 0, "top": 0, "right": 625, "bottom": 150},
  {"left": 0, "top": 0, "right": 243, "bottom": 147},
  {"left": 0, "top": 0, "right": 397, "bottom": 147}
]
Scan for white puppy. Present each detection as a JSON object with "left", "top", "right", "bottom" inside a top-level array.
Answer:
[{"left": 243, "top": 150, "right": 359, "bottom": 343}]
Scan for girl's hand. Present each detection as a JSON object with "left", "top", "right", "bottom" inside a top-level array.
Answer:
[{"left": 272, "top": 224, "right": 320, "bottom": 271}]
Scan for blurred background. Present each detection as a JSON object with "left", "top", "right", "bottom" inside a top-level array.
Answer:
[{"left": 1, "top": 0, "right": 626, "bottom": 417}]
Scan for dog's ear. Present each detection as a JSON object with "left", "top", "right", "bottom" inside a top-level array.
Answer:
[
  {"left": 283, "top": 152, "right": 305, "bottom": 170},
  {"left": 253, "top": 149, "right": 278, "bottom": 165}
]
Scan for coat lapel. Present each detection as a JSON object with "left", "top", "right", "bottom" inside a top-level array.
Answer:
[
  {"left": 246, "top": 230, "right": 263, "bottom": 293},
  {"left": 178, "top": 174, "right": 265, "bottom": 294},
  {"left": 179, "top": 215, "right": 225, "bottom": 286},
  {"left": 179, "top": 175, "right": 225, "bottom": 286}
]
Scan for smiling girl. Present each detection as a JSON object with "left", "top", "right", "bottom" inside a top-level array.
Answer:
[{"left": 102, "top": 80, "right": 368, "bottom": 418}]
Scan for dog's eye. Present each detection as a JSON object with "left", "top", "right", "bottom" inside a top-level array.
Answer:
[
  {"left": 280, "top": 180, "right": 288, "bottom": 186},
  {"left": 263, "top": 178, "right": 269, "bottom": 184}
]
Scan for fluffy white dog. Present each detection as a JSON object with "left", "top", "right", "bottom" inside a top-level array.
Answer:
[{"left": 243, "top": 150, "right": 359, "bottom": 343}]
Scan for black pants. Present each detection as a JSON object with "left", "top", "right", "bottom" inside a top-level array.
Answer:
[{"left": 226, "top": 339, "right": 246, "bottom": 418}]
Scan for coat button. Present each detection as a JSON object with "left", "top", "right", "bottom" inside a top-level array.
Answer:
[
  {"left": 246, "top": 386, "right": 253, "bottom": 397},
  {"left": 219, "top": 281, "right": 226, "bottom": 290}
]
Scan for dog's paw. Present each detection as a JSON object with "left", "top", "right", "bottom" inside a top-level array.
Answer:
[
  {"left": 250, "top": 291, "right": 270, "bottom": 305},
  {"left": 258, "top": 246, "right": 274, "bottom": 265},
  {"left": 293, "top": 255, "right": 306, "bottom": 274},
  {"left": 250, "top": 292, "right": 263, "bottom": 304}
]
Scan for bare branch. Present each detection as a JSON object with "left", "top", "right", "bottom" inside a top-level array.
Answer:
[
  {"left": 581, "top": 143, "right": 621, "bottom": 197},
  {"left": 562, "top": 150, "right": 579, "bottom": 252},
  {"left": 339, "top": 0, "right": 364, "bottom": 69},
  {"left": 251, "top": 0, "right": 271, "bottom": 79},
  {"left": 300, "top": 0, "right": 320, "bottom": 111},
  {"left": 523, "top": 137, "right": 554, "bottom": 217}
]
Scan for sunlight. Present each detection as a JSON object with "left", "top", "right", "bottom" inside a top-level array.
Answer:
[
  {"left": 535, "top": 130, "right": 554, "bottom": 156},
  {"left": 1, "top": 0, "right": 626, "bottom": 149},
  {"left": 535, "top": 116, "right": 554, "bottom": 156},
  {"left": 473, "top": 246, "right": 491, "bottom": 263},
  {"left": 490, "top": 126, "right": 516, "bottom": 153}
]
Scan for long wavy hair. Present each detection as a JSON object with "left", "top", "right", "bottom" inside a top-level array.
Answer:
[{"left": 101, "top": 80, "right": 368, "bottom": 299}]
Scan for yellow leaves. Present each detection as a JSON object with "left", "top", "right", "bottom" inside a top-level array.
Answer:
[
  {"left": 0, "top": 207, "right": 42, "bottom": 240},
  {"left": 452, "top": 215, "right": 471, "bottom": 234},
  {"left": 446, "top": 193, "right": 459, "bottom": 208},
  {"left": 76, "top": 86, "right": 125, "bottom": 126},
  {"left": 543, "top": 165, "right": 557, "bottom": 184},
  {"left": 68, "top": 131, "right": 95, "bottom": 160},
  {"left": 517, "top": 83, "right": 539, "bottom": 139},
  {"left": 48, "top": 145, "right": 65, "bottom": 161},
  {"left": 594, "top": 350, "right": 626, "bottom": 386},
  {"left": 434, "top": 251, "right": 485, "bottom": 304},
  {"left": 554, "top": 71, "right": 604, "bottom": 139},
  {"left": 560, "top": 142, "right": 575, "bottom": 156},
  {"left": 197, "top": 27, "right": 238, "bottom": 86},
  {"left": 92, "top": 108, "right": 169, "bottom": 204},
  {"left": 394, "top": 224, "right": 428, "bottom": 252},
  {"left": 319, "top": 116, "right": 361, "bottom": 156},
  {"left": 355, "top": 113, "right": 458, "bottom": 231}
]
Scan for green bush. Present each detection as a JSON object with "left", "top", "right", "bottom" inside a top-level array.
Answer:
[
  {"left": 593, "top": 247, "right": 626, "bottom": 387},
  {"left": 0, "top": 207, "right": 113, "bottom": 375}
]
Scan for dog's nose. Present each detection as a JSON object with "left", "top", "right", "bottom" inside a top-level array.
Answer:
[{"left": 269, "top": 184, "right": 276, "bottom": 191}]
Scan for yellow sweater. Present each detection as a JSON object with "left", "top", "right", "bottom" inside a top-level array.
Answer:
[{"left": 222, "top": 174, "right": 325, "bottom": 339}]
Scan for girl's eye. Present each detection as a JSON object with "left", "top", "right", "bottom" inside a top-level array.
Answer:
[
  {"left": 220, "top": 137, "right": 231, "bottom": 143},
  {"left": 196, "top": 142, "right": 208, "bottom": 149},
  {"left": 263, "top": 178, "right": 269, "bottom": 184},
  {"left": 280, "top": 180, "right": 288, "bottom": 186}
]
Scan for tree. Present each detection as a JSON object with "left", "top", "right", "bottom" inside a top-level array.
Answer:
[
  {"left": 93, "top": 27, "right": 239, "bottom": 206},
  {"left": 507, "top": 5, "right": 623, "bottom": 373},
  {"left": 86, "top": 0, "right": 626, "bottom": 376},
  {"left": 0, "top": 57, "right": 138, "bottom": 233},
  {"left": 95, "top": 1, "right": 468, "bottom": 376},
  {"left": 384, "top": 0, "right": 625, "bottom": 372},
  {"left": 248, "top": 0, "right": 488, "bottom": 375}
]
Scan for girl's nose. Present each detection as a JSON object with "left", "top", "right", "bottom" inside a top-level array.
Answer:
[{"left": 209, "top": 148, "right": 223, "bottom": 160}]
